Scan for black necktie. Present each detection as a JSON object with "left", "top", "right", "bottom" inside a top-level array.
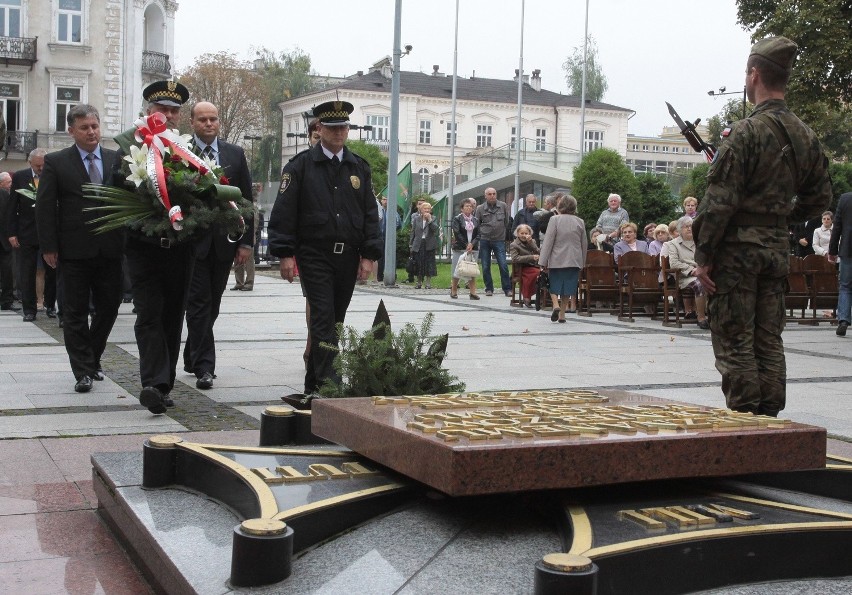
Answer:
[
  {"left": 86, "top": 153, "right": 102, "bottom": 184},
  {"left": 331, "top": 155, "right": 340, "bottom": 166},
  {"left": 202, "top": 145, "right": 215, "bottom": 163}
]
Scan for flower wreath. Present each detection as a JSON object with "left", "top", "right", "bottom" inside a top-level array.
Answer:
[{"left": 85, "top": 112, "right": 253, "bottom": 243}]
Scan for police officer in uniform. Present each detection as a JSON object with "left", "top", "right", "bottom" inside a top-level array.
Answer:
[
  {"left": 268, "top": 100, "right": 381, "bottom": 394},
  {"left": 693, "top": 37, "right": 832, "bottom": 417},
  {"left": 113, "top": 80, "right": 195, "bottom": 414}
]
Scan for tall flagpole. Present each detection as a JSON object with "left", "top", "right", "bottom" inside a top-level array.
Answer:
[
  {"left": 579, "top": 0, "right": 590, "bottom": 157},
  {"left": 448, "top": 0, "right": 459, "bottom": 214},
  {"left": 513, "top": 0, "right": 525, "bottom": 214},
  {"left": 384, "top": 0, "right": 402, "bottom": 285}
]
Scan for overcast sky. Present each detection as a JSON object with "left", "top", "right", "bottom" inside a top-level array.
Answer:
[{"left": 174, "top": 0, "right": 755, "bottom": 137}]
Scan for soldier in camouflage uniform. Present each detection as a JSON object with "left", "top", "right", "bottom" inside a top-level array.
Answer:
[{"left": 693, "top": 37, "right": 832, "bottom": 417}]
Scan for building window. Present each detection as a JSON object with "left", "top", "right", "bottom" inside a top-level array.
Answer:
[
  {"left": 510, "top": 126, "right": 517, "bottom": 149},
  {"left": 0, "top": 82, "right": 21, "bottom": 132},
  {"left": 652, "top": 145, "right": 659, "bottom": 152},
  {"left": 535, "top": 128, "right": 546, "bottom": 152},
  {"left": 0, "top": 0, "right": 21, "bottom": 37},
  {"left": 642, "top": 144, "right": 649, "bottom": 152},
  {"left": 476, "top": 124, "right": 492, "bottom": 148},
  {"left": 366, "top": 115, "right": 389, "bottom": 141},
  {"left": 446, "top": 121, "right": 457, "bottom": 145},
  {"left": 417, "top": 167, "right": 431, "bottom": 193},
  {"left": 57, "top": 0, "right": 83, "bottom": 43},
  {"left": 419, "top": 120, "right": 431, "bottom": 144},
  {"left": 584, "top": 130, "right": 604, "bottom": 153},
  {"left": 54, "top": 87, "right": 81, "bottom": 132},
  {"left": 662, "top": 146, "right": 669, "bottom": 153}
]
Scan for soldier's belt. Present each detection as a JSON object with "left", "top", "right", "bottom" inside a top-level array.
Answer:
[{"left": 729, "top": 213, "right": 787, "bottom": 227}]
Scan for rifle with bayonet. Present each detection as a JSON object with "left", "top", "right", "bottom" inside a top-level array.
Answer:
[{"left": 666, "top": 102, "right": 716, "bottom": 163}]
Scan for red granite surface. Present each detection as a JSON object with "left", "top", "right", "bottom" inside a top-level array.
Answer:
[{"left": 311, "top": 392, "right": 827, "bottom": 496}]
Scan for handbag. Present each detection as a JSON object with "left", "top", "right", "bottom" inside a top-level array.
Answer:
[
  {"left": 405, "top": 255, "right": 417, "bottom": 276},
  {"left": 454, "top": 252, "right": 481, "bottom": 279}
]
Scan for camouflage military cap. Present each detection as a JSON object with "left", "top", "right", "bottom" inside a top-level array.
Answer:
[{"left": 749, "top": 36, "right": 797, "bottom": 70}]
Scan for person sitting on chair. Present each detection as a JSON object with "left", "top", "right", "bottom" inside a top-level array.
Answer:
[{"left": 509, "top": 224, "right": 540, "bottom": 308}]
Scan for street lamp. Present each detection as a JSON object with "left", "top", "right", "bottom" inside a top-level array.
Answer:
[
  {"left": 286, "top": 131, "right": 308, "bottom": 153},
  {"left": 349, "top": 124, "right": 373, "bottom": 141},
  {"left": 707, "top": 85, "right": 748, "bottom": 120}
]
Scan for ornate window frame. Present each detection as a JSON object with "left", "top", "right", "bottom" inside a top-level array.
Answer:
[{"left": 47, "top": 68, "right": 91, "bottom": 133}]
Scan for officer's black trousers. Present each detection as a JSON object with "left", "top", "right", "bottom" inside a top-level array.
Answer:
[
  {"left": 297, "top": 243, "right": 359, "bottom": 393},
  {"left": 126, "top": 238, "right": 194, "bottom": 394},
  {"left": 183, "top": 251, "right": 232, "bottom": 377}
]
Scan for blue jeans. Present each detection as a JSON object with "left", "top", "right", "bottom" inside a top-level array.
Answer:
[
  {"left": 838, "top": 257, "right": 852, "bottom": 324},
  {"left": 479, "top": 239, "right": 511, "bottom": 293}
]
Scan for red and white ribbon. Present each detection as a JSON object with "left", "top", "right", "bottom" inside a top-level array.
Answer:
[{"left": 133, "top": 112, "right": 210, "bottom": 230}]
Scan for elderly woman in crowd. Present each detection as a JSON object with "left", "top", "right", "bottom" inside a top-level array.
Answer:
[
  {"left": 450, "top": 197, "right": 480, "bottom": 300},
  {"left": 409, "top": 201, "right": 440, "bottom": 289},
  {"left": 812, "top": 211, "right": 833, "bottom": 257},
  {"left": 668, "top": 216, "right": 709, "bottom": 329},
  {"left": 613, "top": 222, "right": 649, "bottom": 264},
  {"left": 647, "top": 223, "right": 670, "bottom": 257},
  {"left": 643, "top": 222, "right": 658, "bottom": 244},
  {"left": 595, "top": 193, "right": 629, "bottom": 245},
  {"left": 509, "top": 224, "right": 540, "bottom": 308},
  {"left": 683, "top": 196, "right": 699, "bottom": 219},
  {"left": 539, "top": 194, "right": 587, "bottom": 322},
  {"left": 588, "top": 227, "right": 612, "bottom": 252}
]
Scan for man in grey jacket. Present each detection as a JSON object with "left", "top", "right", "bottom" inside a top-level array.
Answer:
[{"left": 475, "top": 187, "right": 511, "bottom": 297}]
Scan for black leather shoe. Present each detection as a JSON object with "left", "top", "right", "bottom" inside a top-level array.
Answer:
[
  {"left": 837, "top": 321, "right": 849, "bottom": 337},
  {"left": 74, "top": 375, "right": 93, "bottom": 393},
  {"left": 46, "top": 307, "right": 56, "bottom": 318},
  {"left": 1, "top": 304, "right": 20, "bottom": 311},
  {"left": 196, "top": 372, "right": 214, "bottom": 390},
  {"left": 163, "top": 395, "right": 175, "bottom": 408},
  {"left": 93, "top": 369, "right": 105, "bottom": 381},
  {"left": 230, "top": 286, "right": 243, "bottom": 290},
  {"left": 23, "top": 313, "right": 35, "bottom": 322},
  {"left": 140, "top": 386, "right": 167, "bottom": 414}
]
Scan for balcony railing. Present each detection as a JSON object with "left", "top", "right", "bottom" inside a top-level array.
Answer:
[
  {"left": 0, "top": 36, "right": 37, "bottom": 67},
  {"left": 4, "top": 131, "right": 38, "bottom": 157},
  {"left": 142, "top": 50, "right": 171, "bottom": 77}
]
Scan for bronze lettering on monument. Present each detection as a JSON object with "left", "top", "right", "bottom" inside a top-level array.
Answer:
[
  {"left": 400, "top": 396, "right": 790, "bottom": 443},
  {"left": 251, "top": 461, "right": 381, "bottom": 485}
]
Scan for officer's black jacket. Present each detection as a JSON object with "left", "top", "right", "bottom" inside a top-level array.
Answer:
[{"left": 268, "top": 144, "right": 381, "bottom": 261}]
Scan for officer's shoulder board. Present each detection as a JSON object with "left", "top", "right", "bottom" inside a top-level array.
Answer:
[{"left": 287, "top": 147, "right": 311, "bottom": 163}]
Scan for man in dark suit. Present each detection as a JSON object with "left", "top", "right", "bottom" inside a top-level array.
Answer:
[
  {"left": 112, "top": 80, "right": 193, "bottom": 414},
  {"left": 7, "top": 149, "right": 56, "bottom": 321},
  {"left": 829, "top": 192, "right": 852, "bottom": 337},
  {"left": 182, "top": 101, "right": 253, "bottom": 389},
  {"left": 0, "top": 171, "right": 18, "bottom": 311},
  {"left": 36, "top": 104, "right": 124, "bottom": 393}
]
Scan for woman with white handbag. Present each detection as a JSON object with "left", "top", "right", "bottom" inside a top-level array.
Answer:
[{"left": 450, "top": 197, "right": 481, "bottom": 299}]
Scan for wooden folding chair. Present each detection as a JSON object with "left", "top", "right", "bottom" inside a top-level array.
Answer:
[
  {"left": 578, "top": 251, "right": 618, "bottom": 316},
  {"left": 785, "top": 255, "right": 810, "bottom": 322},
  {"left": 802, "top": 254, "right": 839, "bottom": 322},
  {"left": 617, "top": 251, "right": 661, "bottom": 322}
]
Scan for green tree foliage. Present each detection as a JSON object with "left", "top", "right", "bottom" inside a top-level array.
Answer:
[
  {"left": 679, "top": 163, "right": 710, "bottom": 201},
  {"left": 829, "top": 162, "right": 852, "bottom": 205},
  {"left": 736, "top": 1, "right": 852, "bottom": 159},
  {"left": 346, "top": 139, "right": 388, "bottom": 193},
  {"left": 562, "top": 35, "right": 608, "bottom": 101},
  {"left": 253, "top": 47, "right": 317, "bottom": 181},
  {"left": 634, "top": 174, "right": 679, "bottom": 227},
  {"left": 572, "top": 149, "right": 638, "bottom": 229}
]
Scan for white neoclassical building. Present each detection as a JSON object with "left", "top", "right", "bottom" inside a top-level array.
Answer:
[
  {"left": 0, "top": 0, "right": 177, "bottom": 169},
  {"left": 279, "top": 58, "right": 633, "bottom": 209}
]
